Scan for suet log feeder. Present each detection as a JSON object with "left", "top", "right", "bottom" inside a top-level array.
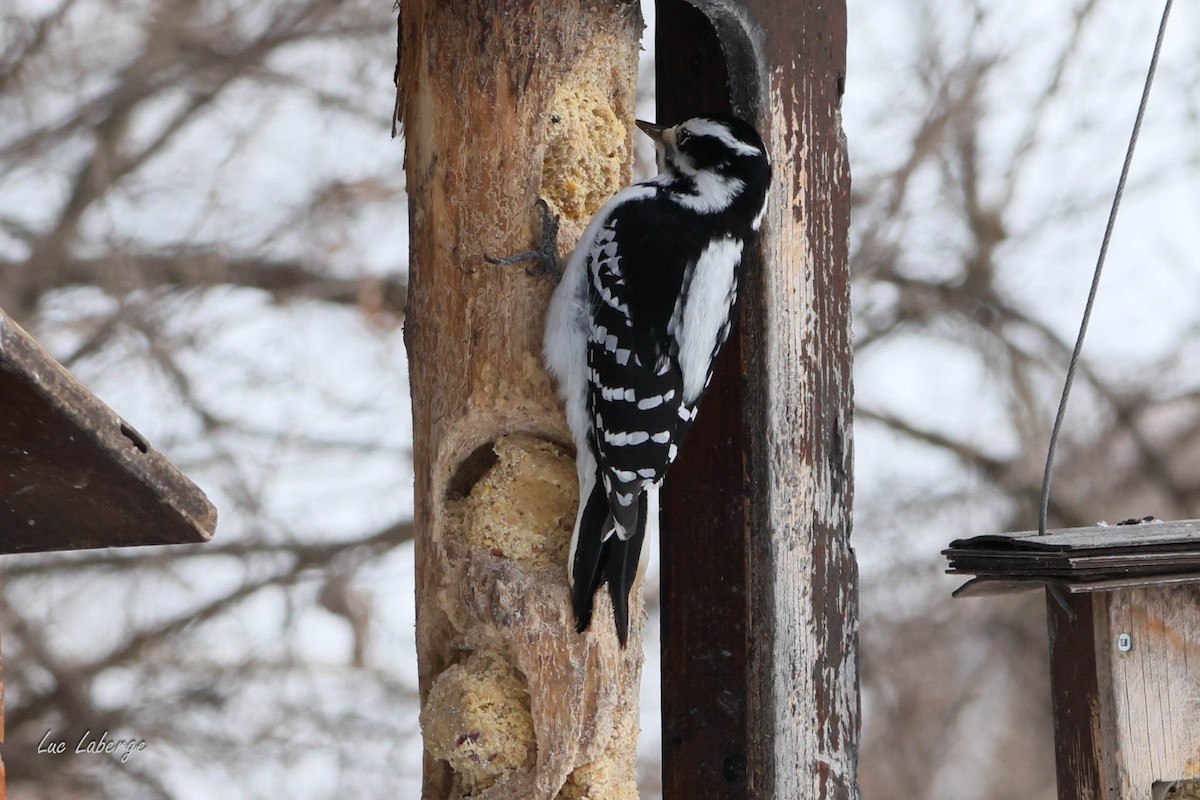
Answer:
[{"left": 945, "top": 519, "right": 1200, "bottom": 799}]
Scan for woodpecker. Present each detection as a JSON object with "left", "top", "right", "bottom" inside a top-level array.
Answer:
[{"left": 543, "top": 114, "right": 771, "bottom": 645}]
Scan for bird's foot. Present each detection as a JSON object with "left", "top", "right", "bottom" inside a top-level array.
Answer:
[{"left": 485, "top": 198, "right": 562, "bottom": 279}]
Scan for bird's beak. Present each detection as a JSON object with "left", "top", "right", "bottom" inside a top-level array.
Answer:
[{"left": 635, "top": 120, "right": 666, "bottom": 142}]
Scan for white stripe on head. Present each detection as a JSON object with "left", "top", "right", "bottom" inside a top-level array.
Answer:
[{"left": 681, "top": 119, "right": 762, "bottom": 157}]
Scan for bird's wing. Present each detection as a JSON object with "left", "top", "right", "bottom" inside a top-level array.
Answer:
[{"left": 583, "top": 195, "right": 705, "bottom": 537}]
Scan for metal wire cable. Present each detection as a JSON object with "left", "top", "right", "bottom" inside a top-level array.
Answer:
[{"left": 1038, "top": 0, "right": 1175, "bottom": 535}]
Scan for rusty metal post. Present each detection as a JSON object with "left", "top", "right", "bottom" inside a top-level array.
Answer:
[{"left": 656, "top": 1, "right": 857, "bottom": 799}]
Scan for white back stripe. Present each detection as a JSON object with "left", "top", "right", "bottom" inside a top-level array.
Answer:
[{"left": 676, "top": 237, "right": 743, "bottom": 402}]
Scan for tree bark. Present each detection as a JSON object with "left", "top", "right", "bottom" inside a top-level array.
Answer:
[{"left": 398, "top": 3, "right": 644, "bottom": 799}]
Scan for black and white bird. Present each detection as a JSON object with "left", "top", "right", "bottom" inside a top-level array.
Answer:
[{"left": 543, "top": 113, "right": 771, "bottom": 645}]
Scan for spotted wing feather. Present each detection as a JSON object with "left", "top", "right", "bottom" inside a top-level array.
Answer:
[{"left": 583, "top": 195, "right": 727, "bottom": 537}]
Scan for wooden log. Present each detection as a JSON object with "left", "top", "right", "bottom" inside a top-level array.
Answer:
[
  {"left": 0, "top": 309, "right": 215, "bottom": 552},
  {"left": 656, "top": 1, "right": 858, "bottom": 798},
  {"left": 397, "top": 3, "right": 645, "bottom": 798}
]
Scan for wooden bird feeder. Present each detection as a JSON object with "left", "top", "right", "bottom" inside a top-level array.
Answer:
[
  {"left": 947, "top": 3, "right": 1189, "bottom": 798},
  {"left": 0, "top": 308, "right": 217, "bottom": 797},
  {"left": 945, "top": 519, "right": 1200, "bottom": 800}
]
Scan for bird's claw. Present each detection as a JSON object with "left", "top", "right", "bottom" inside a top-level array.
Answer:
[{"left": 484, "top": 198, "right": 562, "bottom": 280}]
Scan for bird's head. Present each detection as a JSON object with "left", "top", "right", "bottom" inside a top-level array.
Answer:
[{"left": 636, "top": 114, "right": 770, "bottom": 219}]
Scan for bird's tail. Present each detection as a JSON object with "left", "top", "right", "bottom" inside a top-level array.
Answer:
[{"left": 568, "top": 466, "right": 649, "bottom": 647}]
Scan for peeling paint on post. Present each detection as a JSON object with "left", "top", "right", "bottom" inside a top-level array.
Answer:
[{"left": 658, "top": 1, "right": 857, "bottom": 799}]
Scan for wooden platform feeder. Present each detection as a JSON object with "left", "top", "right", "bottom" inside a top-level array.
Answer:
[
  {"left": 945, "top": 519, "right": 1200, "bottom": 800},
  {"left": 0, "top": 308, "right": 217, "bottom": 797}
]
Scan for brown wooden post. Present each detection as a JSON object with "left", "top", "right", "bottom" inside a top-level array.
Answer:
[
  {"left": 655, "top": 3, "right": 747, "bottom": 796},
  {"left": 657, "top": 1, "right": 858, "bottom": 799},
  {"left": 398, "top": 3, "right": 648, "bottom": 799},
  {"left": 1046, "top": 591, "right": 1116, "bottom": 799}
]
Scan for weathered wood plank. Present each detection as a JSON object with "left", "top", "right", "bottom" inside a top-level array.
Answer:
[
  {"left": 946, "top": 520, "right": 1200, "bottom": 595},
  {"left": 739, "top": 0, "right": 858, "bottom": 798},
  {"left": 949, "top": 520, "right": 1200, "bottom": 552},
  {"left": 1107, "top": 587, "right": 1200, "bottom": 796},
  {"left": 954, "top": 573, "right": 1200, "bottom": 598},
  {"left": 951, "top": 550, "right": 1200, "bottom": 570},
  {"left": 0, "top": 310, "right": 215, "bottom": 553},
  {"left": 1046, "top": 587, "right": 1200, "bottom": 800},
  {"left": 655, "top": 3, "right": 752, "bottom": 799},
  {"left": 0, "top": 626, "right": 5, "bottom": 800}
]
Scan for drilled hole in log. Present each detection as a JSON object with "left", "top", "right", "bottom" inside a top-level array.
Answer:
[
  {"left": 421, "top": 648, "right": 535, "bottom": 795},
  {"left": 446, "top": 441, "right": 501, "bottom": 501},
  {"left": 119, "top": 423, "right": 149, "bottom": 453},
  {"left": 558, "top": 680, "right": 641, "bottom": 800},
  {"left": 446, "top": 434, "right": 576, "bottom": 568}
]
